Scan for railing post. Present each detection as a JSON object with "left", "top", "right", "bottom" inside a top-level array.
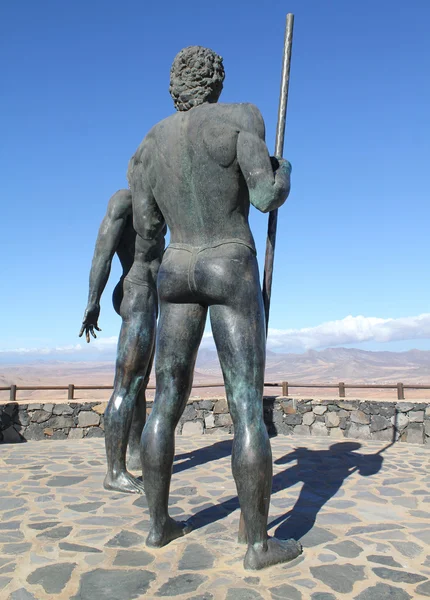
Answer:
[
  {"left": 10, "top": 384, "right": 17, "bottom": 401},
  {"left": 282, "top": 381, "right": 289, "bottom": 396},
  {"left": 339, "top": 382, "right": 345, "bottom": 398},
  {"left": 68, "top": 384, "right": 74, "bottom": 400},
  {"left": 397, "top": 382, "right": 404, "bottom": 400}
]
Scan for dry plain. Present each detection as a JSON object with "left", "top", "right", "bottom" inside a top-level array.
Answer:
[{"left": 1, "top": 348, "right": 429, "bottom": 403}]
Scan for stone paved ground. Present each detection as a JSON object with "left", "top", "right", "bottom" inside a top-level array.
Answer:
[{"left": 1, "top": 435, "right": 430, "bottom": 600}]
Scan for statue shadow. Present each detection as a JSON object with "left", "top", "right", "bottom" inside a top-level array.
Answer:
[
  {"left": 186, "top": 441, "right": 384, "bottom": 541},
  {"left": 268, "top": 441, "right": 383, "bottom": 540},
  {"left": 173, "top": 439, "right": 233, "bottom": 474}
]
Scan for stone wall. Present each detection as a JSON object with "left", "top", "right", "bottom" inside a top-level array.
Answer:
[
  {"left": 1, "top": 397, "right": 429, "bottom": 445},
  {"left": 0, "top": 402, "right": 105, "bottom": 443}
]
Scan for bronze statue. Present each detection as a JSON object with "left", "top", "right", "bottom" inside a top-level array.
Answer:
[
  {"left": 80, "top": 189, "right": 164, "bottom": 493},
  {"left": 128, "top": 46, "right": 302, "bottom": 570}
]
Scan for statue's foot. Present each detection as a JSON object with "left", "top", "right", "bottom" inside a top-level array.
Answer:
[
  {"left": 127, "top": 453, "right": 142, "bottom": 472},
  {"left": 146, "top": 517, "right": 192, "bottom": 548},
  {"left": 244, "top": 538, "right": 303, "bottom": 571},
  {"left": 103, "top": 470, "right": 145, "bottom": 494}
]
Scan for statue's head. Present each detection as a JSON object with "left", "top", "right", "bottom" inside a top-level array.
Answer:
[{"left": 170, "top": 46, "right": 225, "bottom": 112}]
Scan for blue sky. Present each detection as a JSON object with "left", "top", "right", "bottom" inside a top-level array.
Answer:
[{"left": 1, "top": 0, "right": 429, "bottom": 360}]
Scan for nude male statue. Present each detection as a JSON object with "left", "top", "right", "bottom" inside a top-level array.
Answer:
[
  {"left": 128, "top": 46, "right": 302, "bottom": 569},
  {"left": 79, "top": 189, "right": 164, "bottom": 493}
]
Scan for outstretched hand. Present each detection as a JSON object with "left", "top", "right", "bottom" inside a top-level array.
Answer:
[{"left": 79, "top": 303, "right": 101, "bottom": 343}]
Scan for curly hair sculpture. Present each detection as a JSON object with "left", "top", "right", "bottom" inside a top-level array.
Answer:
[{"left": 169, "top": 46, "right": 225, "bottom": 112}]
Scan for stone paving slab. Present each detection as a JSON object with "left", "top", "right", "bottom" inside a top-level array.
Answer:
[{"left": 0, "top": 435, "right": 430, "bottom": 599}]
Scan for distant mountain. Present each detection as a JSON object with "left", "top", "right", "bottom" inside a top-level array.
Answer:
[
  {"left": 1, "top": 348, "right": 429, "bottom": 402},
  {"left": 197, "top": 347, "right": 430, "bottom": 384}
]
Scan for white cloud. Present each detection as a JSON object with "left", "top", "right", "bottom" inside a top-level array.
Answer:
[
  {"left": 86, "top": 336, "right": 119, "bottom": 351},
  {"left": 267, "top": 313, "right": 430, "bottom": 351},
  {"left": 0, "top": 337, "right": 118, "bottom": 357},
  {"left": 1, "top": 314, "right": 429, "bottom": 359}
]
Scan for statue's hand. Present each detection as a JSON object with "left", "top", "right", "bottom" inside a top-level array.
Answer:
[
  {"left": 358, "top": 454, "right": 383, "bottom": 477},
  {"left": 271, "top": 156, "right": 292, "bottom": 174},
  {"left": 79, "top": 303, "right": 101, "bottom": 343}
]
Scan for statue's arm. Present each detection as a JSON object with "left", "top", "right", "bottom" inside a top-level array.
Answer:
[
  {"left": 134, "top": 223, "right": 167, "bottom": 293},
  {"left": 79, "top": 189, "right": 131, "bottom": 343},
  {"left": 236, "top": 105, "right": 291, "bottom": 213},
  {"left": 128, "top": 141, "right": 165, "bottom": 241},
  {"left": 127, "top": 142, "right": 166, "bottom": 288}
]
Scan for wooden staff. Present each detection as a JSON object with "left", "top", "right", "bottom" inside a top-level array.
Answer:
[
  {"left": 238, "top": 15, "right": 295, "bottom": 545},
  {"left": 262, "top": 13, "right": 295, "bottom": 334}
]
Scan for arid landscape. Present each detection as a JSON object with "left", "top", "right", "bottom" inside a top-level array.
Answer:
[{"left": 1, "top": 347, "right": 429, "bottom": 403}]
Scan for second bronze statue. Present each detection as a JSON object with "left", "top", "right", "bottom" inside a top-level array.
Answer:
[{"left": 79, "top": 189, "right": 165, "bottom": 494}]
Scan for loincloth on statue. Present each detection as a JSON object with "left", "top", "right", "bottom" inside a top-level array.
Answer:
[
  {"left": 160, "top": 238, "right": 258, "bottom": 302},
  {"left": 167, "top": 238, "right": 256, "bottom": 255},
  {"left": 123, "top": 265, "right": 157, "bottom": 293}
]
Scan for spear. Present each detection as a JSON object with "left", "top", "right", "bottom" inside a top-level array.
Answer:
[
  {"left": 238, "top": 16, "right": 295, "bottom": 545},
  {"left": 262, "top": 13, "right": 295, "bottom": 334}
]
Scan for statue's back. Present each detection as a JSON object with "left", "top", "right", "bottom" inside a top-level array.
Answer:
[{"left": 144, "top": 102, "right": 256, "bottom": 248}]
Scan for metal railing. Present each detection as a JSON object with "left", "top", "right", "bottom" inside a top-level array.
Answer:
[
  {"left": 1, "top": 381, "right": 430, "bottom": 401},
  {"left": 277, "top": 381, "right": 430, "bottom": 400}
]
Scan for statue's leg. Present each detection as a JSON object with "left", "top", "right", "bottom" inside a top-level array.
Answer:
[
  {"left": 112, "top": 278, "right": 154, "bottom": 472},
  {"left": 112, "top": 277, "right": 145, "bottom": 473},
  {"left": 209, "top": 267, "right": 302, "bottom": 570},
  {"left": 103, "top": 282, "right": 156, "bottom": 494},
  {"left": 127, "top": 352, "right": 154, "bottom": 471},
  {"left": 142, "top": 301, "right": 207, "bottom": 548}
]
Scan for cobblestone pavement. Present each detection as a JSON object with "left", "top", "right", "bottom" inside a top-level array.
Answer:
[{"left": 1, "top": 435, "right": 430, "bottom": 600}]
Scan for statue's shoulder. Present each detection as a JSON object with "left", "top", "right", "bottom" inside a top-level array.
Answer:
[
  {"left": 112, "top": 188, "right": 132, "bottom": 206},
  {"left": 134, "top": 114, "right": 178, "bottom": 155},
  {"left": 216, "top": 103, "right": 265, "bottom": 136},
  {"left": 127, "top": 114, "right": 179, "bottom": 182},
  {"left": 220, "top": 102, "right": 262, "bottom": 116},
  {"left": 106, "top": 189, "right": 132, "bottom": 220},
  {"left": 149, "top": 113, "right": 179, "bottom": 138},
  {"left": 128, "top": 125, "right": 158, "bottom": 171}
]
